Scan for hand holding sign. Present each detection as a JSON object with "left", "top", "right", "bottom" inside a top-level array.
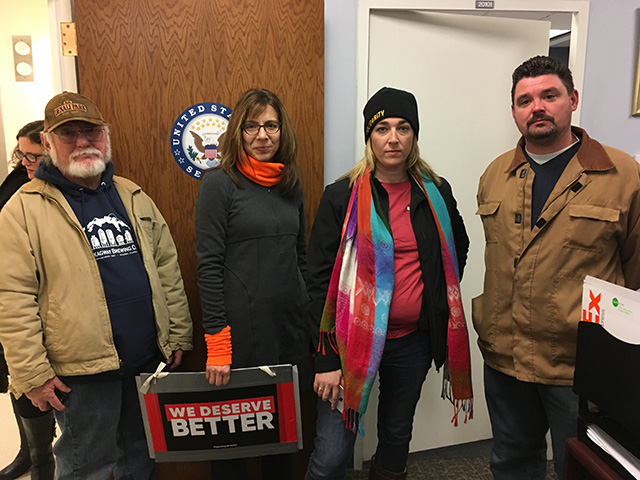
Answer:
[{"left": 206, "top": 364, "right": 231, "bottom": 386}]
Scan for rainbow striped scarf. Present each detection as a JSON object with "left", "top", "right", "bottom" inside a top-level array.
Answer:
[{"left": 319, "top": 169, "right": 473, "bottom": 434}]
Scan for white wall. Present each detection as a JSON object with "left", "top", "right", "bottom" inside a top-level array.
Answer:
[
  {"left": 0, "top": 0, "right": 56, "bottom": 179},
  {"left": 324, "top": 0, "right": 359, "bottom": 185},
  {"left": 580, "top": 0, "right": 640, "bottom": 159}
]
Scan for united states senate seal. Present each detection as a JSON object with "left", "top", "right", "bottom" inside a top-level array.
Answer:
[{"left": 171, "top": 102, "right": 232, "bottom": 179}]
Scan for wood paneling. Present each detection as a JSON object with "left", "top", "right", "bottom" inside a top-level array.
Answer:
[{"left": 73, "top": 1, "right": 323, "bottom": 478}]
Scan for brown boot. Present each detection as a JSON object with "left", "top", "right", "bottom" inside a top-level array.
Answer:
[{"left": 369, "top": 460, "right": 407, "bottom": 480}]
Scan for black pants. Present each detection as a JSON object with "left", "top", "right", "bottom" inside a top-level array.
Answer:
[{"left": 12, "top": 392, "right": 50, "bottom": 419}]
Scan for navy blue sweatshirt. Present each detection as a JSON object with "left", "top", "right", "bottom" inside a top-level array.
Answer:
[{"left": 35, "top": 162, "right": 159, "bottom": 376}]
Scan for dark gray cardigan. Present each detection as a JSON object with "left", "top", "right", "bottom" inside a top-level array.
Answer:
[{"left": 195, "top": 168, "right": 311, "bottom": 385}]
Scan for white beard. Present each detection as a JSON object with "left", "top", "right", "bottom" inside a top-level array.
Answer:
[{"left": 49, "top": 135, "right": 112, "bottom": 180}]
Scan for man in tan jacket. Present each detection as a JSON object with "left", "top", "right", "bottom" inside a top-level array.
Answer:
[
  {"left": 0, "top": 92, "right": 193, "bottom": 479},
  {"left": 474, "top": 56, "right": 640, "bottom": 479}
]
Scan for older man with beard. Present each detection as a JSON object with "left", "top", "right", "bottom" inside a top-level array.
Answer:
[
  {"left": 474, "top": 56, "right": 640, "bottom": 480},
  {"left": 0, "top": 92, "right": 193, "bottom": 480}
]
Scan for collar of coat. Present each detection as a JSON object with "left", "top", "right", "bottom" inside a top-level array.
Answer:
[
  {"left": 20, "top": 174, "right": 142, "bottom": 200},
  {"left": 505, "top": 126, "right": 614, "bottom": 174}
]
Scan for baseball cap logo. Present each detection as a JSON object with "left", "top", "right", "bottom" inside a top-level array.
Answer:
[
  {"left": 44, "top": 92, "right": 106, "bottom": 132},
  {"left": 54, "top": 100, "right": 88, "bottom": 118}
]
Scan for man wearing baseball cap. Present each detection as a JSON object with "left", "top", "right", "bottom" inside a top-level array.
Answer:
[{"left": 0, "top": 92, "right": 193, "bottom": 479}]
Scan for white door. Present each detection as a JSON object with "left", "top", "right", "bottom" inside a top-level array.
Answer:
[{"left": 363, "top": 10, "right": 551, "bottom": 456}]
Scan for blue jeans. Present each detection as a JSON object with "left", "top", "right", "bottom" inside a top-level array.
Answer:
[
  {"left": 53, "top": 372, "right": 156, "bottom": 480},
  {"left": 306, "top": 330, "right": 431, "bottom": 479},
  {"left": 484, "top": 365, "right": 579, "bottom": 480}
]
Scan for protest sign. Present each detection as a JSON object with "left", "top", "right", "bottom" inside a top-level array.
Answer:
[{"left": 136, "top": 365, "right": 301, "bottom": 462}]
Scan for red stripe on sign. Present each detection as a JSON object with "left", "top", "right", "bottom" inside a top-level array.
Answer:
[
  {"left": 276, "top": 382, "right": 297, "bottom": 443},
  {"left": 143, "top": 393, "right": 167, "bottom": 452}
]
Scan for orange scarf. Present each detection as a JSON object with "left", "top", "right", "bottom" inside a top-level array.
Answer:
[{"left": 237, "top": 153, "right": 283, "bottom": 187}]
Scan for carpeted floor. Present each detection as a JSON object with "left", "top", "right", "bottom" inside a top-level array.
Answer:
[{"left": 346, "top": 439, "right": 559, "bottom": 480}]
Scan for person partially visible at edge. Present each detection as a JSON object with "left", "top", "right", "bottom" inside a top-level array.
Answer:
[
  {"left": 473, "top": 55, "right": 640, "bottom": 480},
  {"left": 0, "top": 120, "right": 56, "bottom": 480},
  {"left": 0, "top": 92, "right": 193, "bottom": 480},
  {"left": 0, "top": 120, "right": 43, "bottom": 206},
  {"left": 195, "top": 88, "right": 310, "bottom": 480},
  {"left": 304, "top": 87, "right": 472, "bottom": 480}
]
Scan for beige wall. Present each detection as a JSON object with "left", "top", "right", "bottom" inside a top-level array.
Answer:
[{"left": 0, "top": 0, "right": 55, "bottom": 181}]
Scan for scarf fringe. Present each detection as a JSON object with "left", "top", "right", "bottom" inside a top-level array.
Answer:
[
  {"left": 318, "top": 330, "right": 339, "bottom": 356},
  {"left": 441, "top": 373, "right": 452, "bottom": 403},
  {"left": 441, "top": 370, "right": 473, "bottom": 427},
  {"left": 343, "top": 406, "right": 365, "bottom": 436},
  {"left": 450, "top": 399, "right": 474, "bottom": 427}
]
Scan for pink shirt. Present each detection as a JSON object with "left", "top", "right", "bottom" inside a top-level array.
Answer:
[{"left": 381, "top": 180, "right": 424, "bottom": 339}]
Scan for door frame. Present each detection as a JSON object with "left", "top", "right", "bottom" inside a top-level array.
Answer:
[
  {"left": 357, "top": 0, "right": 590, "bottom": 155},
  {"left": 352, "top": 0, "right": 590, "bottom": 469},
  {"left": 48, "top": 0, "right": 77, "bottom": 93}
]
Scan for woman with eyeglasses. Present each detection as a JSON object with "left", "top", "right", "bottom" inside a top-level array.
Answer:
[
  {"left": 0, "top": 120, "right": 45, "bottom": 207},
  {"left": 0, "top": 120, "right": 56, "bottom": 480},
  {"left": 195, "top": 89, "right": 310, "bottom": 480}
]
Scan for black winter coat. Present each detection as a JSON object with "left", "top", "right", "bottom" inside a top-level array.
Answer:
[{"left": 308, "top": 175, "right": 470, "bottom": 373}]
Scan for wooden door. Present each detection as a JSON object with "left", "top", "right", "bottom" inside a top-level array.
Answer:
[{"left": 73, "top": 1, "right": 323, "bottom": 478}]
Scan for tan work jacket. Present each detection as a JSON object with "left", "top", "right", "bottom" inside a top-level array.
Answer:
[
  {"left": 473, "top": 128, "right": 640, "bottom": 385},
  {"left": 0, "top": 175, "right": 193, "bottom": 396}
]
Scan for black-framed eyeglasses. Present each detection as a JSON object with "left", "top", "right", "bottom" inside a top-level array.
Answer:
[
  {"left": 15, "top": 150, "right": 44, "bottom": 164},
  {"left": 241, "top": 121, "right": 281, "bottom": 136},
  {"left": 52, "top": 126, "right": 105, "bottom": 144}
]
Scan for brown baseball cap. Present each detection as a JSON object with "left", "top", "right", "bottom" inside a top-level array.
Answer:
[{"left": 43, "top": 91, "right": 106, "bottom": 132}]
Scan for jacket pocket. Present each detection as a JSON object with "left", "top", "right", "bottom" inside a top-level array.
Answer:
[
  {"left": 471, "top": 293, "right": 492, "bottom": 351},
  {"left": 476, "top": 201, "right": 501, "bottom": 244},
  {"left": 564, "top": 204, "right": 619, "bottom": 252},
  {"left": 138, "top": 216, "right": 160, "bottom": 252},
  {"left": 471, "top": 294, "right": 483, "bottom": 333}
]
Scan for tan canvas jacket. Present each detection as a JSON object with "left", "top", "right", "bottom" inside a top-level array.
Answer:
[
  {"left": 0, "top": 175, "right": 193, "bottom": 396},
  {"left": 473, "top": 127, "right": 640, "bottom": 385}
]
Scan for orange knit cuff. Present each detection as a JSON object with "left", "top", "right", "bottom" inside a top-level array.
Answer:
[{"left": 205, "top": 326, "right": 232, "bottom": 366}]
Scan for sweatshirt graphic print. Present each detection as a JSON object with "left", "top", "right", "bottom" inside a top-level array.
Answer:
[{"left": 35, "top": 162, "right": 159, "bottom": 374}]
